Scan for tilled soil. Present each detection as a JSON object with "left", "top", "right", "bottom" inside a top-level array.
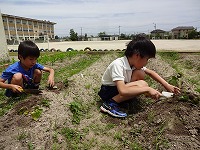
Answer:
[{"left": 0, "top": 52, "right": 199, "bottom": 150}]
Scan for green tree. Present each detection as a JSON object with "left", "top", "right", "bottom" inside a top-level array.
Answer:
[
  {"left": 188, "top": 29, "right": 199, "bottom": 39},
  {"left": 98, "top": 32, "right": 106, "bottom": 37},
  {"left": 55, "top": 35, "right": 59, "bottom": 39},
  {"left": 69, "top": 29, "right": 78, "bottom": 41},
  {"left": 84, "top": 33, "right": 88, "bottom": 41}
]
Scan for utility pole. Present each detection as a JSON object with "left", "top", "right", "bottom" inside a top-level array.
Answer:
[
  {"left": 153, "top": 23, "right": 156, "bottom": 30},
  {"left": 81, "top": 27, "right": 82, "bottom": 41},
  {"left": 118, "top": 26, "right": 121, "bottom": 40},
  {"left": 153, "top": 23, "right": 156, "bottom": 39}
]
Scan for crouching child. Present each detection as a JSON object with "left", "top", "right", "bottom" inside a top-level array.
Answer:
[
  {"left": 98, "top": 35, "right": 180, "bottom": 117},
  {"left": 0, "top": 40, "right": 55, "bottom": 97}
]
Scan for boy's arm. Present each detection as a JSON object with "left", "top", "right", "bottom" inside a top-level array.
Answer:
[
  {"left": 115, "top": 80, "right": 161, "bottom": 100},
  {"left": 42, "top": 67, "right": 55, "bottom": 87},
  {"left": 0, "top": 78, "right": 23, "bottom": 93},
  {"left": 144, "top": 68, "right": 180, "bottom": 94}
]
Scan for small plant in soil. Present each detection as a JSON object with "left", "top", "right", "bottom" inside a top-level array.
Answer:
[
  {"left": 28, "top": 142, "right": 34, "bottom": 150},
  {"left": 61, "top": 127, "right": 83, "bottom": 149},
  {"left": 153, "top": 122, "right": 169, "bottom": 150},
  {"left": 168, "top": 73, "right": 182, "bottom": 87},
  {"left": 178, "top": 91, "right": 200, "bottom": 105},
  {"left": 85, "top": 83, "right": 91, "bottom": 89},
  {"left": 130, "top": 142, "right": 143, "bottom": 150},
  {"left": 17, "top": 106, "right": 29, "bottom": 115},
  {"left": 31, "top": 106, "right": 43, "bottom": 121},
  {"left": 130, "top": 125, "right": 143, "bottom": 138}
]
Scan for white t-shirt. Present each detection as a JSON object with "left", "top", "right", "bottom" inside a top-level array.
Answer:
[{"left": 101, "top": 56, "right": 146, "bottom": 86}]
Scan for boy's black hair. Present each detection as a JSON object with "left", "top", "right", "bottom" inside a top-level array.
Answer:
[
  {"left": 125, "top": 34, "right": 156, "bottom": 58},
  {"left": 18, "top": 40, "right": 40, "bottom": 59}
]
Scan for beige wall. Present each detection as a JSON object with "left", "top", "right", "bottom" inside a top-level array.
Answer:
[{"left": 0, "top": 13, "right": 9, "bottom": 62}]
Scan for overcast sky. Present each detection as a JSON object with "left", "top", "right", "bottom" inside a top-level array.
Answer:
[{"left": 0, "top": 0, "right": 200, "bottom": 37}]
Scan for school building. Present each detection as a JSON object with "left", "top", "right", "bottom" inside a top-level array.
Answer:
[{"left": 1, "top": 13, "right": 56, "bottom": 42}]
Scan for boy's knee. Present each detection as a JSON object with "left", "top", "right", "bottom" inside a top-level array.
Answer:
[
  {"left": 138, "top": 80, "right": 148, "bottom": 87},
  {"left": 132, "top": 70, "right": 145, "bottom": 81},
  {"left": 34, "top": 69, "right": 42, "bottom": 77},
  {"left": 11, "top": 73, "right": 23, "bottom": 83}
]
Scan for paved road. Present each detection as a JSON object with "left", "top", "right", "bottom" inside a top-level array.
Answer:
[{"left": 8, "top": 40, "right": 200, "bottom": 52}]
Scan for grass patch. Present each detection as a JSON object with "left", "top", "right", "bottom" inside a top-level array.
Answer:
[
  {"left": 55, "top": 54, "right": 101, "bottom": 81},
  {"left": 158, "top": 51, "right": 180, "bottom": 61},
  {"left": 37, "top": 51, "right": 79, "bottom": 65}
]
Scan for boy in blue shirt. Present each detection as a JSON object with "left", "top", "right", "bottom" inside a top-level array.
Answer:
[
  {"left": 98, "top": 35, "right": 180, "bottom": 118},
  {"left": 0, "top": 40, "right": 55, "bottom": 97}
]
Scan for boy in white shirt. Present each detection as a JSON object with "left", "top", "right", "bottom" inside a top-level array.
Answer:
[{"left": 98, "top": 35, "right": 180, "bottom": 117}]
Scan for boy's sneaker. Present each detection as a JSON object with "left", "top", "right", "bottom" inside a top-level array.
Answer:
[
  {"left": 100, "top": 99, "right": 127, "bottom": 118},
  {"left": 32, "top": 83, "right": 40, "bottom": 89}
]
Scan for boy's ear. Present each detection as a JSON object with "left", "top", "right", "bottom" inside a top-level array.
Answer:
[
  {"left": 135, "top": 53, "right": 140, "bottom": 58},
  {"left": 18, "top": 54, "right": 23, "bottom": 60}
]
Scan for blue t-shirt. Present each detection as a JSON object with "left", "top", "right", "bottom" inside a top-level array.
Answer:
[{"left": 1, "top": 61, "right": 44, "bottom": 84}]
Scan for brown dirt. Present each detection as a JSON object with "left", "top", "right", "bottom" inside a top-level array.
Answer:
[{"left": 0, "top": 52, "right": 199, "bottom": 150}]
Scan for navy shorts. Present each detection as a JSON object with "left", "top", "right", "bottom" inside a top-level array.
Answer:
[
  {"left": 98, "top": 85, "right": 119, "bottom": 101},
  {"left": 5, "top": 76, "right": 38, "bottom": 97}
]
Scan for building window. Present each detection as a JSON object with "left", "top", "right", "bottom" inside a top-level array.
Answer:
[
  {"left": 17, "top": 27, "right": 22, "bottom": 31},
  {"left": 23, "top": 28, "right": 28, "bottom": 31},
  {"left": 8, "top": 18, "right": 14, "bottom": 23},
  {"left": 28, "top": 21, "right": 32, "bottom": 25},
  {"left": 9, "top": 26, "right": 15, "bottom": 31},
  {"left": 22, "top": 20, "right": 27, "bottom": 24},
  {"left": 16, "top": 19, "right": 21, "bottom": 24}
]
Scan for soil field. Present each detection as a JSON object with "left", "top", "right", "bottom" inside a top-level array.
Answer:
[{"left": 0, "top": 51, "right": 200, "bottom": 150}]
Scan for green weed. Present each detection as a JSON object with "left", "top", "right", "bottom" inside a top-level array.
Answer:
[
  {"left": 105, "top": 123, "right": 115, "bottom": 130},
  {"left": 69, "top": 101, "right": 85, "bottom": 124},
  {"left": 41, "top": 99, "right": 50, "bottom": 107},
  {"left": 147, "top": 111, "right": 155, "bottom": 124},
  {"left": 100, "top": 144, "right": 117, "bottom": 150},
  {"left": 130, "top": 126, "right": 143, "bottom": 137},
  {"left": 130, "top": 142, "right": 143, "bottom": 150},
  {"left": 168, "top": 75, "right": 180, "bottom": 87},
  {"left": 52, "top": 143, "right": 61, "bottom": 150},
  {"left": 114, "top": 131, "right": 123, "bottom": 141},
  {"left": 184, "top": 60, "right": 193, "bottom": 69},
  {"left": 17, "top": 130, "right": 28, "bottom": 141}
]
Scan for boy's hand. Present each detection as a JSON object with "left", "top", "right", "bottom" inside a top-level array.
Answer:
[
  {"left": 148, "top": 88, "right": 162, "bottom": 100},
  {"left": 47, "top": 77, "right": 54, "bottom": 87},
  {"left": 11, "top": 85, "right": 23, "bottom": 93},
  {"left": 165, "top": 84, "right": 181, "bottom": 94}
]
